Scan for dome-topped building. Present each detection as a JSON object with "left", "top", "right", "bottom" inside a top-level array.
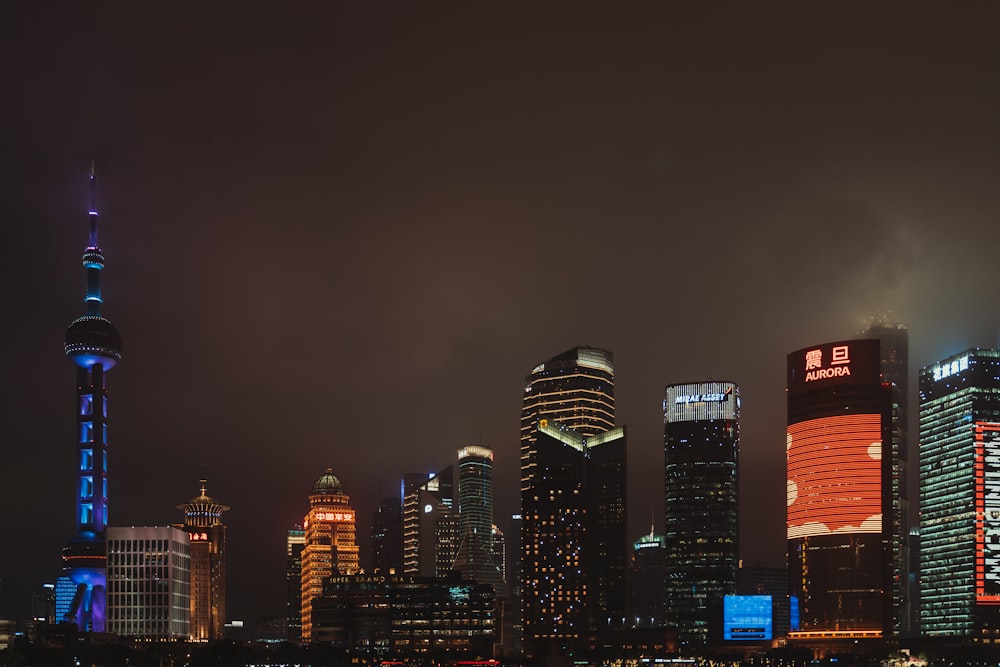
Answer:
[
  {"left": 177, "top": 479, "right": 229, "bottom": 642},
  {"left": 300, "top": 466, "right": 358, "bottom": 642}
]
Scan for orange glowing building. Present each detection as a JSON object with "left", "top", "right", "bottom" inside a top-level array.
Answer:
[
  {"left": 176, "top": 480, "right": 229, "bottom": 642},
  {"left": 300, "top": 468, "right": 359, "bottom": 642}
]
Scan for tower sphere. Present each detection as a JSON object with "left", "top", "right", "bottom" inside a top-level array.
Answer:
[
  {"left": 311, "top": 467, "right": 343, "bottom": 495},
  {"left": 65, "top": 315, "right": 122, "bottom": 369}
]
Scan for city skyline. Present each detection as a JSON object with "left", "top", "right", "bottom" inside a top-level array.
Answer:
[{"left": 4, "top": 3, "right": 1000, "bottom": 631}]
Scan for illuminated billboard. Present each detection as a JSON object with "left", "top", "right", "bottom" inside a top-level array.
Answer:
[
  {"left": 787, "top": 339, "right": 881, "bottom": 393},
  {"left": 723, "top": 595, "right": 772, "bottom": 641},
  {"left": 787, "top": 413, "right": 882, "bottom": 539},
  {"left": 665, "top": 382, "right": 738, "bottom": 423},
  {"left": 976, "top": 422, "right": 1000, "bottom": 605}
]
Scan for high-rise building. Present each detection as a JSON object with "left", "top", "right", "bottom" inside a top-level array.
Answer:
[
  {"left": 630, "top": 526, "right": 666, "bottom": 628},
  {"left": 860, "top": 318, "right": 910, "bottom": 635},
  {"left": 663, "top": 382, "right": 740, "bottom": 647},
  {"left": 519, "top": 347, "right": 624, "bottom": 658},
  {"left": 403, "top": 467, "right": 457, "bottom": 577},
  {"left": 786, "top": 339, "right": 893, "bottom": 640},
  {"left": 919, "top": 349, "right": 1000, "bottom": 638},
  {"left": 61, "top": 166, "right": 122, "bottom": 632},
  {"left": 454, "top": 446, "right": 504, "bottom": 593},
  {"left": 176, "top": 479, "right": 229, "bottom": 641},
  {"left": 106, "top": 526, "right": 191, "bottom": 640},
  {"left": 285, "top": 526, "right": 305, "bottom": 642},
  {"left": 301, "top": 468, "right": 359, "bottom": 642},
  {"left": 371, "top": 496, "right": 404, "bottom": 575}
]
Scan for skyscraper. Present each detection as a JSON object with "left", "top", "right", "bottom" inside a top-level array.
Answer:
[
  {"left": 663, "top": 381, "right": 740, "bottom": 647},
  {"left": 454, "top": 445, "right": 504, "bottom": 592},
  {"left": 176, "top": 479, "right": 229, "bottom": 641},
  {"left": 919, "top": 348, "right": 1000, "bottom": 638},
  {"left": 786, "top": 339, "right": 893, "bottom": 639},
  {"left": 371, "top": 496, "right": 404, "bottom": 574},
  {"left": 519, "top": 347, "right": 625, "bottom": 658},
  {"left": 859, "top": 318, "right": 910, "bottom": 635},
  {"left": 285, "top": 526, "right": 305, "bottom": 642},
  {"left": 630, "top": 526, "right": 666, "bottom": 628},
  {"left": 61, "top": 166, "right": 122, "bottom": 632},
  {"left": 300, "top": 468, "right": 358, "bottom": 642},
  {"left": 402, "top": 466, "right": 457, "bottom": 577}
]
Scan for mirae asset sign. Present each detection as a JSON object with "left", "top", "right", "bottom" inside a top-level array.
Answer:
[{"left": 804, "top": 344, "right": 852, "bottom": 382}]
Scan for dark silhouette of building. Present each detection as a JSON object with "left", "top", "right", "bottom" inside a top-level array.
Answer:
[
  {"left": 371, "top": 496, "right": 403, "bottom": 575},
  {"left": 629, "top": 526, "right": 666, "bottom": 628},
  {"left": 285, "top": 525, "right": 305, "bottom": 642},
  {"left": 663, "top": 381, "right": 740, "bottom": 648},
  {"left": 786, "top": 339, "right": 893, "bottom": 641},
  {"left": 520, "top": 347, "right": 620, "bottom": 658},
  {"left": 919, "top": 348, "right": 1000, "bottom": 638},
  {"left": 738, "top": 563, "right": 789, "bottom": 638},
  {"left": 176, "top": 479, "right": 229, "bottom": 641},
  {"left": 61, "top": 166, "right": 122, "bottom": 632}
]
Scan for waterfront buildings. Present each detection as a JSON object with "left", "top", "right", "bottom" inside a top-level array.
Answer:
[
  {"left": 919, "top": 348, "right": 1000, "bottom": 638},
  {"left": 176, "top": 480, "right": 229, "bottom": 641},
  {"left": 663, "top": 381, "right": 740, "bottom": 647},
  {"left": 106, "top": 526, "right": 191, "bottom": 640},
  {"left": 520, "top": 346, "right": 626, "bottom": 657},
  {"left": 786, "top": 339, "right": 894, "bottom": 638},
  {"left": 61, "top": 166, "right": 122, "bottom": 632},
  {"left": 300, "top": 468, "right": 359, "bottom": 642}
]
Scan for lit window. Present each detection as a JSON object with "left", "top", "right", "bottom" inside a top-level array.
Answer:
[
  {"left": 80, "top": 395, "right": 93, "bottom": 416},
  {"left": 80, "top": 422, "right": 93, "bottom": 443},
  {"left": 80, "top": 449, "right": 93, "bottom": 471}
]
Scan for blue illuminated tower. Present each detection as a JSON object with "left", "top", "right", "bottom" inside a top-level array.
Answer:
[{"left": 61, "top": 165, "right": 122, "bottom": 632}]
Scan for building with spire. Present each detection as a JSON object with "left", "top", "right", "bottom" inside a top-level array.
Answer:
[
  {"left": 176, "top": 480, "right": 229, "bottom": 641},
  {"left": 61, "top": 165, "right": 122, "bottom": 632},
  {"left": 300, "top": 468, "right": 358, "bottom": 642}
]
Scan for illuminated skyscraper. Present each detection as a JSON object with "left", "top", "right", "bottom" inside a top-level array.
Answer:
[
  {"left": 61, "top": 166, "right": 122, "bottom": 632},
  {"left": 519, "top": 347, "right": 624, "bottom": 658},
  {"left": 454, "top": 446, "right": 504, "bottom": 593},
  {"left": 786, "top": 339, "right": 893, "bottom": 640},
  {"left": 285, "top": 526, "right": 305, "bottom": 642},
  {"left": 663, "top": 382, "right": 740, "bottom": 647},
  {"left": 403, "top": 466, "right": 457, "bottom": 577},
  {"left": 919, "top": 349, "right": 1000, "bottom": 637},
  {"left": 300, "top": 468, "right": 358, "bottom": 642},
  {"left": 176, "top": 479, "right": 229, "bottom": 641}
]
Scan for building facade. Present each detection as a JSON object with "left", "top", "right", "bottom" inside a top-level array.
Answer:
[
  {"left": 630, "top": 527, "right": 666, "bottom": 628},
  {"left": 402, "top": 467, "right": 457, "bottom": 578},
  {"left": 519, "top": 347, "right": 623, "bottom": 658},
  {"left": 663, "top": 382, "right": 740, "bottom": 647},
  {"left": 919, "top": 348, "right": 1000, "bottom": 638},
  {"left": 286, "top": 526, "right": 305, "bottom": 642},
  {"left": 106, "top": 526, "right": 191, "bottom": 640},
  {"left": 176, "top": 480, "right": 229, "bottom": 641},
  {"left": 786, "top": 339, "right": 893, "bottom": 640},
  {"left": 301, "top": 468, "right": 359, "bottom": 642},
  {"left": 61, "top": 167, "right": 122, "bottom": 632},
  {"left": 454, "top": 446, "right": 504, "bottom": 593},
  {"left": 371, "top": 496, "right": 404, "bottom": 575}
]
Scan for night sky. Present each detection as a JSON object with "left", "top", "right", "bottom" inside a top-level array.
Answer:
[{"left": 3, "top": 4, "right": 1000, "bottom": 626}]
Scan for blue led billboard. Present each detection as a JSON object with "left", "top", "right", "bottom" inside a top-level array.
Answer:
[{"left": 723, "top": 595, "right": 772, "bottom": 641}]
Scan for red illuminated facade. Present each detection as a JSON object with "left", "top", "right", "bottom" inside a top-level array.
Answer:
[{"left": 786, "top": 339, "right": 894, "bottom": 639}]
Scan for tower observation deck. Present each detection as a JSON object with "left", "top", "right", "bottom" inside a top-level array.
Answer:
[{"left": 61, "top": 165, "right": 122, "bottom": 632}]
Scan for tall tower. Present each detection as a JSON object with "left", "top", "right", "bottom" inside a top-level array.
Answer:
[
  {"left": 285, "top": 526, "right": 305, "bottom": 642},
  {"left": 663, "top": 381, "right": 740, "bottom": 648},
  {"left": 786, "top": 340, "right": 893, "bottom": 640},
  {"left": 919, "top": 349, "right": 1000, "bottom": 637},
  {"left": 300, "top": 468, "right": 358, "bottom": 642},
  {"left": 402, "top": 466, "right": 457, "bottom": 577},
  {"left": 519, "top": 347, "right": 624, "bottom": 658},
  {"left": 62, "top": 166, "right": 122, "bottom": 632},
  {"left": 177, "top": 479, "right": 229, "bottom": 641},
  {"left": 454, "top": 446, "right": 504, "bottom": 593}
]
